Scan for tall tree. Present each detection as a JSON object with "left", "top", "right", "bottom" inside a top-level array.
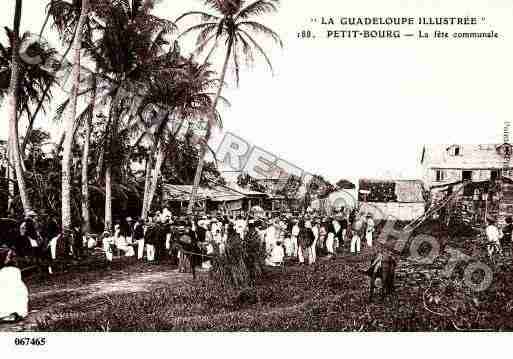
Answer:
[
  {"left": 81, "top": 70, "right": 96, "bottom": 234},
  {"left": 6, "top": 0, "right": 32, "bottom": 213},
  {"left": 61, "top": 0, "right": 90, "bottom": 239},
  {"left": 1, "top": 28, "right": 57, "bottom": 214},
  {"left": 177, "top": 0, "right": 282, "bottom": 214},
  {"left": 137, "top": 55, "right": 222, "bottom": 219},
  {"left": 88, "top": 0, "right": 175, "bottom": 229}
]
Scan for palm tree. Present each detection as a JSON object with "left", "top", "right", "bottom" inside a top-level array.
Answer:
[
  {"left": 61, "top": 0, "right": 90, "bottom": 239},
  {"left": 0, "top": 30, "right": 57, "bottom": 119},
  {"left": 21, "top": 0, "right": 100, "bottom": 154},
  {"left": 176, "top": 0, "right": 282, "bottom": 214},
  {"left": 0, "top": 28, "right": 58, "bottom": 213},
  {"left": 87, "top": 0, "right": 176, "bottom": 230},
  {"left": 136, "top": 55, "right": 223, "bottom": 219},
  {"left": 5, "top": 0, "right": 32, "bottom": 214},
  {"left": 81, "top": 70, "right": 96, "bottom": 234}
]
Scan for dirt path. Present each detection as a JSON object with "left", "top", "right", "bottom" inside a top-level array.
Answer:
[{"left": 0, "top": 266, "right": 192, "bottom": 332}]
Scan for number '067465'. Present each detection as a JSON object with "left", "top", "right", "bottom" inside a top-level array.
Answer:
[{"left": 14, "top": 337, "right": 47, "bottom": 346}]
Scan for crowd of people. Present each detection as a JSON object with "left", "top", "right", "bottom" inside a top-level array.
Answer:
[
  {"left": 0, "top": 206, "right": 381, "bottom": 269},
  {"left": 0, "top": 205, "right": 381, "bottom": 323}
]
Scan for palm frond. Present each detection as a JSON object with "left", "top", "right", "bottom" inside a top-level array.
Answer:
[
  {"left": 52, "top": 99, "right": 70, "bottom": 123},
  {"left": 236, "top": 0, "right": 280, "bottom": 20},
  {"left": 238, "top": 29, "right": 275, "bottom": 75},
  {"left": 177, "top": 22, "right": 219, "bottom": 41},
  {"left": 175, "top": 11, "right": 220, "bottom": 23},
  {"left": 238, "top": 20, "right": 283, "bottom": 47}
]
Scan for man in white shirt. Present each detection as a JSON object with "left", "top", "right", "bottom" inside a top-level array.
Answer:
[
  {"left": 235, "top": 216, "right": 246, "bottom": 238},
  {"left": 485, "top": 217, "right": 502, "bottom": 257},
  {"left": 331, "top": 218, "right": 342, "bottom": 251},
  {"left": 265, "top": 219, "right": 280, "bottom": 254},
  {"left": 366, "top": 214, "right": 375, "bottom": 248},
  {"left": 291, "top": 219, "right": 300, "bottom": 257},
  {"left": 351, "top": 213, "right": 365, "bottom": 255}
]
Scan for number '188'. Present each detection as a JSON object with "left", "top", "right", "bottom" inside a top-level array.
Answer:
[{"left": 297, "top": 30, "right": 312, "bottom": 39}]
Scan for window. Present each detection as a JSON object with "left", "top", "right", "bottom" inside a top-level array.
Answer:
[
  {"left": 491, "top": 170, "right": 501, "bottom": 181},
  {"left": 462, "top": 170, "right": 473, "bottom": 181},
  {"left": 448, "top": 145, "right": 462, "bottom": 156},
  {"left": 435, "top": 170, "right": 445, "bottom": 182}
]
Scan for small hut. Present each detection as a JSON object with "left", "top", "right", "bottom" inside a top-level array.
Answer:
[{"left": 358, "top": 179, "right": 426, "bottom": 221}]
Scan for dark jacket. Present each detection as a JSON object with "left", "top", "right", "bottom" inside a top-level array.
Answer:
[{"left": 298, "top": 227, "right": 315, "bottom": 248}]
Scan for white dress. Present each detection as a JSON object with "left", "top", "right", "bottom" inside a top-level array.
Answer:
[{"left": 0, "top": 267, "right": 28, "bottom": 319}]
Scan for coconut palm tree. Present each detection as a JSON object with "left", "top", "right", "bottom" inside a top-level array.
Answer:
[
  {"left": 86, "top": 0, "right": 176, "bottom": 230},
  {"left": 4, "top": 0, "right": 32, "bottom": 214},
  {"left": 0, "top": 29, "right": 58, "bottom": 214},
  {"left": 21, "top": 0, "right": 103, "bottom": 154},
  {"left": 61, "top": 0, "right": 90, "bottom": 240},
  {"left": 176, "top": 0, "right": 282, "bottom": 213},
  {"left": 135, "top": 53, "right": 223, "bottom": 219},
  {"left": 0, "top": 30, "right": 57, "bottom": 119}
]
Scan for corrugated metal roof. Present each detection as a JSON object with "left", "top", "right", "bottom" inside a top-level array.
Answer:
[{"left": 162, "top": 184, "right": 266, "bottom": 203}]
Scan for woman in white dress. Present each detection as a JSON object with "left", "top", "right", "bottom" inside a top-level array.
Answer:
[{"left": 0, "top": 249, "right": 28, "bottom": 322}]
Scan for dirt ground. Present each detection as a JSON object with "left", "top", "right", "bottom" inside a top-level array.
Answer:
[
  {"left": 0, "top": 259, "right": 194, "bottom": 332},
  {"left": 2, "top": 224, "right": 509, "bottom": 331}
]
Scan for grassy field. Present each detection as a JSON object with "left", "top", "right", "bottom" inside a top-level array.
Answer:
[{"left": 3, "top": 223, "right": 513, "bottom": 332}]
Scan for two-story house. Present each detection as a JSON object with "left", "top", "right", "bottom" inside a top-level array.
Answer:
[
  {"left": 421, "top": 144, "right": 513, "bottom": 189},
  {"left": 420, "top": 143, "right": 513, "bottom": 225}
]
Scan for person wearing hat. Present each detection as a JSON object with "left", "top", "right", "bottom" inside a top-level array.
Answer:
[
  {"left": 234, "top": 215, "right": 246, "bottom": 239},
  {"left": 162, "top": 206, "right": 172, "bottom": 222},
  {"left": 351, "top": 213, "right": 365, "bottom": 255},
  {"left": 485, "top": 216, "right": 502, "bottom": 259},
  {"left": 125, "top": 216, "right": 134, "bottom": 243},
  {"left": 330, "top": 217, "right": 343, "bottom": 253},
  {"left": 290, "top": 218, "right": 300, "bottom": 258},
  {"left": 133, "top": 218, "right": 145, "bottom": 260},
  {"left": 101, "top": 230, "right": 114, "bottom": 263},
  {"left": 308, "top": 219, "right": 319, "bottom": 264},
  {"left": 18, "top": 212, "right": 43, "bottom": 259},
  {"left": 501, "top": 216, "right": 513, "bottom": 256},
  {"left": 365, "top": 213, "right": 375, "bottom": 248}
]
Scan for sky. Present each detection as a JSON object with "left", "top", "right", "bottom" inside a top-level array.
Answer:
[{"left": 1, "top": 0, "right": 513, "bottom": 185}]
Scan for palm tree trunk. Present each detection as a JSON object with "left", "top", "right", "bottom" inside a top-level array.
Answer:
[
  {"left": 104, "top": 164, "right": 112, "bottom": 231},
  {"left": 62, "top": 0, "right": 89, "bottom": 236},
  {"left": 7, "top": 148, "right": 15, "bottom": 214},
  {"left": 187, "top": 35, "right": 234, "bottom": 214},
  {"left": 146, "top": 143, "right": 165, "bottom": 215},
  {"left": 81, "top": 71, "right": 96, "bottom": 234},
  {"left": 7, "top": 0, "right": 32, "bottom": 214},
  {"left": 141, "top": 153, "right": 153, "bottom": 220}
]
